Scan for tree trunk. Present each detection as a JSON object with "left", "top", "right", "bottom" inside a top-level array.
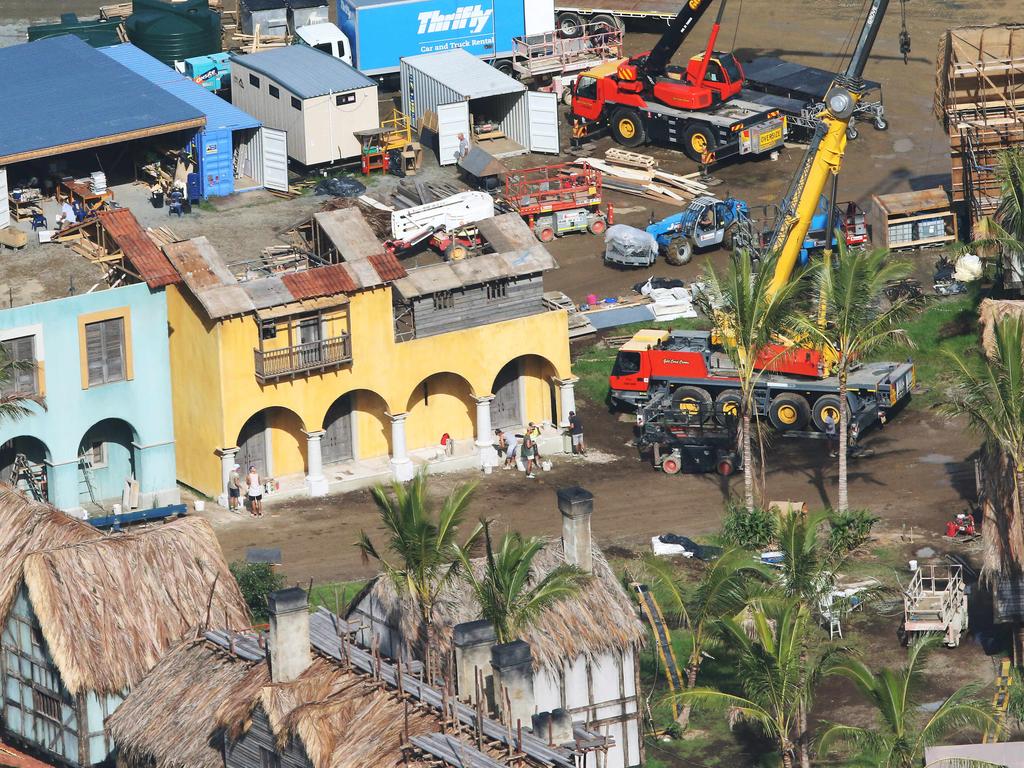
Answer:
[
  {"left": 781, "top": 745, "right": 794, "bottom": 768},
  {"left": 743, "top": 409, "right": 755, "bottom": 513},
  {"left": 837, "top": 371, "right": 849, "bottom": 513},
  {"left": 676, "top": 663, "right": 700, "bottom": 727},
  {"left": 797, "top": 701, "right": 811, "bottom": 768}
]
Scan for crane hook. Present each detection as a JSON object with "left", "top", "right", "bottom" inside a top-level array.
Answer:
[{"left": 899, "top": 0, "right": 912, "bottom": 64}]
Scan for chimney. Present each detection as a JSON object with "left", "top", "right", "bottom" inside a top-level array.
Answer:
[
  {"left": 532, "top": 708, "right": 574, "bottom": 746},
  {"left": 268, "top": 587, "right": 311, "bottom": 683},
  {"left": 558, "top": 486, "right": 593, "bottom": 573},
  {"left": 454, "top": 620, "right": 496, "bottom": 707},
  {"left": 490, "top": 640, "right": 535, "bottom": 727}
]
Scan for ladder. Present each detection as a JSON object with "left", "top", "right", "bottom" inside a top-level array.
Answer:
[
  {"left": 983, "top": 659, "right": 1013, "bottom": 743},
  {"left": 633, "top": 583, "right": 684, "bottom": 719},
  {"left": 8, "top": 454, "right": 44, "bottom": 502},
  {"left": 78, "top": 456, "right": 103, "bottom": 512}
]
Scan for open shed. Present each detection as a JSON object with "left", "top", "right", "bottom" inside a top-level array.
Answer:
[
  {"left": 0, "top": 35, "right": 205, "bottom": 230},
  {"left": 100, "top": 43, "right": 288, "bottom": 195},
  {"left": 400, "top": 49, "right": 560, "bottom": 165}
]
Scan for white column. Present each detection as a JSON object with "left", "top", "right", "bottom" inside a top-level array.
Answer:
[
  {"left": 473, "top": 394, "right": 497, "bottom": 468},
  {"left": 557, "top": 377, "right": 579, "bottom": 427},
  {"left": 217, "top": 447, "right": 239, "bottom": 508},
  {"left": 389, "top": 412, "right": 415, "bottom": 482},
  {"left": 304, "top": 430, "right": 329, "bottom": 497}
]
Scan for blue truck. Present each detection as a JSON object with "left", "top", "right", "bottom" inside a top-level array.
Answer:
[{"left": 336, "top": 0, "right": 549, "bottom": 77}]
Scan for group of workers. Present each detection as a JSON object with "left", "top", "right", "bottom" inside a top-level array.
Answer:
[{"left": 492, "top": 412, "right": 586, "bottom": 479}]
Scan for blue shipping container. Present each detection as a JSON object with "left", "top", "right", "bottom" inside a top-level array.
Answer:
[{"left": 338, "top": 0, "right": 526, "bottom": 75}]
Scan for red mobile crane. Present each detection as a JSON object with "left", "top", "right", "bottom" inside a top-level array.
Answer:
[{"left": 571, "top": 0, "right": 787, "bottom": 161}]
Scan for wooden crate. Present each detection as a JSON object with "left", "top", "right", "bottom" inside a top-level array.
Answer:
[{"left": 869, "top": 188, "right": 958, "bottom": 250}]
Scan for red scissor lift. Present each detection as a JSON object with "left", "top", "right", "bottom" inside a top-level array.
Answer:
[{"left": 503, "top": 163, "right": 612, "bottom": 242}]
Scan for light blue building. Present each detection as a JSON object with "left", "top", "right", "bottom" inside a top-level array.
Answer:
[{"left": 1, "top": 221, "right": 179, "bottom": 515}]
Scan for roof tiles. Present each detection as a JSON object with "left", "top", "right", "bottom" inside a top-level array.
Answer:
[
  {"left": 98, "top": 209, "right": 180, "bottom": 289},
  {"left": 368, "top": 252, "right": 407, "bottom": 282},
  {"left": 282, "top": 262, "right": 359, "bottom": 300}
]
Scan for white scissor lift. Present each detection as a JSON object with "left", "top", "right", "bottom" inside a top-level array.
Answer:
[{"left": 901, "top": 564, "right": 968, "bottom": 647}]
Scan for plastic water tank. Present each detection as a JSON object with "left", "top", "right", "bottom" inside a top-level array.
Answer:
[{"left": 126, "top": 0, "right": 221, "bottom": 65}]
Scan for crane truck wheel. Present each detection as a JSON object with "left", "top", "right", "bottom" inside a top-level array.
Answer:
[
  {"left": 671, "top": 386, "right": 712, "bottom": 416},
  {"left": 557, "top": 11, "right": 584, "bottom": 38},
  {"left": 769, "top": 393, "right": 810, "bottom": 430},
  {"left": 682, "top": 125, "right": 716, "bottom": 162},
  {"left": 714, "top": 390, "right": 743, "bottom": 425},
  {"left": 610, "top": 108, "right": 646, "bottom": 148},
  {"left": 661, "top": 454, "right": 682, "bottom": 475},
  {"left": 811, "top": 395, "right": 842, "bottom": 432},
  {"left": 665, "top": 240, "right": 693, "bottom": 266}
]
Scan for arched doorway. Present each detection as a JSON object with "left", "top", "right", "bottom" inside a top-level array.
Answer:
[
  {"left": 321, "top": 390, "right": 392, "bottom": 464},
  {"left": 78, "top": 418, "right": 138, "bottom": 508},
  {"left": 235, "top": 407, "right": 307, "bottom": 479},
  {"left": 0, "top": 436, "right": 51, "bottom": 502},
  {"left": 405, "top": 372, "right": 475, "bottom": 451},
  {"left": 490, "top": 355, "right": 560, "bottom": 428}
]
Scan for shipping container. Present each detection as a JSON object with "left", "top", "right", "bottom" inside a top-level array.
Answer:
[
  {"left": 338, "top": 0, "right": 553, "bottom": 76},
  {"left": 400, "top": 49, "right": 559, "bottom": 164}
]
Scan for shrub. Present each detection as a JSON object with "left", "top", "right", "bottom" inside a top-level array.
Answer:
[
  {"left": 827, "top": 509, "right": 880, "bottom": 555},
  {"left": 721, "top": 502, "right": 778, "bottom": 550},
  {"left": 229, "top": 560, "right": 285, "bottom": 618}
]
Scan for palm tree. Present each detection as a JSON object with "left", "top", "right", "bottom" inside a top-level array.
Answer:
[
  {"left": 355, "top": 472, "right": 480, "bottom": 676},
  {"left": 643, "top": 549, "right": 769, "bottom": 727},
  {"left": 817, "top": 635, "right": 993, "bottom": 768},
  {"left": 455, "top": 520, "right": 588, "bottom": 645},
  {"left": 0, "top": 347, "right": 45, "bottom": 423},
  {"left": 971, "top": 148, "right": 1024, "bottom": 290},
  {"left": 676, "top": 599, "right": 844, "bottom": 768},
  {"left": 692, "top": 250, "right": 808, "bottom": 512},
  {"left": 792, "top": 244, "right": 913, "bottom": 512}
]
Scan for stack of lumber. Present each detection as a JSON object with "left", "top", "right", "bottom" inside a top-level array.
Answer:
[
  {"left": 935, "top": 24, "right": 1024, "bottom": 235},
  {"left": 145, "top": 226, "right": 181, "bottom": 249},
  {"left": 576, "top": 150, "right": 711, "bottom": 203}
]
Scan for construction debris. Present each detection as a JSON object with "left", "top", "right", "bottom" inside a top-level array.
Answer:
[{"left": 574, "top": 153, "right": 711, "bottom": 204}]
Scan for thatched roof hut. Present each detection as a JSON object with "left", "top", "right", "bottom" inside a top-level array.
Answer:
[
  {"left": 0, "top": 485, "right": 250, "bottom": 695},
  {"left": 350, "top": 539, "right": 645, "bottom": 672},
  {"left": 978, "top": 298, "right": 1024, "bottom": 358}
]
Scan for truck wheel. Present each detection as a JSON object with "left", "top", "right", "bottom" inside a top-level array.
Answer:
[
  {"left": 769, "top": 393, "right": 810, "bottom": 431},
  {"left": 661, "top": 455, "right": 682, "bottom": 475},
  {"left": 557, "top": 11, "right": 584, "bottom": 38},
  {"left": 665, "top": 240, "right": 693, "bottom": 266},
  {"left": 493, "top": 59, "right": 514, "bottom": 77},
  {"left": 610, "top": 108, "right": 646, "bottom": 148},
  {"left": 682, "top": 125, "right": 716, "bottom": 162},
  {"left": 714, "top": 390, "right": 742, "bottom": 424},
  {"left": 811, "top": 394, "right": 842, "bottom": 432},
  {"left": 536, "top": 226, "right": 556, "bottom": 242},
  {"left": 445, "top": 242, "right": 469, "bottom": 261},
  {"left": 588, "top": 216, "right": 607, "bottom": 235},
  {"left": 671, "top": 386, "right": 712, "bottom": 416},
  {"left": 716, "top": 453, "right": 737, "bottom": 477}
]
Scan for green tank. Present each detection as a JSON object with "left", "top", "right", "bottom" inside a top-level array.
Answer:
[
  {"left": 28, "top": 13, "right": 127, "bottom": 48},
  {"left": 125, "top": 0, "right": 221, "bottom": 65}
]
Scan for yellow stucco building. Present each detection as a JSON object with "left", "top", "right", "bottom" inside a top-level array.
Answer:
[{"left": 162, "top": 212, "right": 576, "bottom": 501}]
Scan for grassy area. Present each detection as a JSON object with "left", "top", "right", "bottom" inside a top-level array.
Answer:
[{"left": 308, "top": 580, "right": 367, "bottom": 615}]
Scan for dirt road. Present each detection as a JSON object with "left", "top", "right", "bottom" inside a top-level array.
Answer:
[{"left": 205, "top": 399, "right": 977, "bottom": 584}]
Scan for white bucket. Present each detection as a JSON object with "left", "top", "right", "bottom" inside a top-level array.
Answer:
[
  {"left": 541, "top": 460, "right": 552, "bottom": 472},
  {"left": 909, "top": 559, "right": 918, "bottom": 572},
  {"left": 194, "top": 500, "right": 205, "bottom": 512},
  {"left": 483, "top": 464, "right": 493, "bottom": 475},
  {"left": 516, "top": 458, "right": 525, "bottom": 471},
  {"left": 111, "top": 503, "right": 122, "bottom": 515}
]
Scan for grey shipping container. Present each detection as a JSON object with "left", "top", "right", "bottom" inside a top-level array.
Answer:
[{"left": 400, "top": 49, "right": 560, "bottom": 165}]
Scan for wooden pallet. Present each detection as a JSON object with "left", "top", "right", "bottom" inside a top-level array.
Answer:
[{"left": 605, "top": 148, "right": 658, "bottom": 170}]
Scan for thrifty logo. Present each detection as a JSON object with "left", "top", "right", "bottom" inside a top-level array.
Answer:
[{"left": 416, "top": 5, "right": 493, "bottom": 34}]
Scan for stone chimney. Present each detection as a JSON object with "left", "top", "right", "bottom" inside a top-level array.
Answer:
[
  {"left": 532, "top": 708, "right": 574, "bottom": 746},
  {"left": 491, "top": 640, "right": 535, "bottom": 726},
  {"left": 558, "top": 486, "right": 593, "bottom": 573},
  {"left": 268, "top": 587, "right": 311, "bottom": 683},
  {"left": 453, "top": 620, "right": 496, "bottom": 707}
]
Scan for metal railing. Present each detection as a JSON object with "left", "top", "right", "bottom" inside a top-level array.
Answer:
[{"left": 254, "top": 335, "right": 351, "bottom": 382}]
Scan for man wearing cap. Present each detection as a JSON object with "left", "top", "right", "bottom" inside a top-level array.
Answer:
[{"left": 227, "top": 463, "right": 242, "bottom": 513}]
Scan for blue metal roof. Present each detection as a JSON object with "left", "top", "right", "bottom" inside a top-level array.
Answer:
[
  {"left": 100, "top": 44, "right": 260, "bottom": 132},
  {"left": 0, "top": 36, "right": 205, "bottom": 165},
  {"left": 230, "top": 45, "right": 375, "bottom": 100}
]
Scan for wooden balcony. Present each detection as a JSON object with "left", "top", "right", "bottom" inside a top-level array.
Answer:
[{"left": 254, "top": 335, "right": 352, "bottom": 382}]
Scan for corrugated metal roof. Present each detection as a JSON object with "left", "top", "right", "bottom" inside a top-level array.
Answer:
[
  {"left": 282, "top": 262, "right": 359, "bottom": 299},
  {"left": 163, "top": 237, "right": 256, "bottom": 319},
  {"left": 368, "top": 252, "right": 407, "bottom": 282},
  {"left": 99, "top": 44, "right": 260, "bottom": 132},
  {"left": 0, "top": 36, "right": 205, "bottom": 165},
  {"left": 97, "top": 209, "right": 181, "bottom": 288},
  {"left": 402, "top": 49, "right": 525, "bottom": 99},
  {"left": 244, "top": 276, "right": 295, "bottom": 309},
  {"left": 230, "top": 46, "right": 375, "bottom": 99},
  {"left": 475, "top": 214, "right": 537, "bottom": 253},
  {"left": 314, "top": 208, "right": 381, "bottom": 261},
  {"left": 393, "top": 243, "right": 556, "bottom": 299}
]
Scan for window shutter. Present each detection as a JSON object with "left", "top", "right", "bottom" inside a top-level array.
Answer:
[
  {"left": 103, "top": 318, "right": 125, "bottom": 382},
  {"left": 85, "top": 323, "right": 105, "bottom": 386},
  {"left": 12, "top": 336, "right": 35, "bottom": 392}
]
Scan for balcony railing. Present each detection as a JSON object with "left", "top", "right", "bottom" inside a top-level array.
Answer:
[{"left": 254, "top": 335, "right": 352, "bottom": 382}]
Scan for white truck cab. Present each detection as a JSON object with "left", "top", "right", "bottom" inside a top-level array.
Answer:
[{"left": 294, "top": 22, "right": 352, "bottom": 66}]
